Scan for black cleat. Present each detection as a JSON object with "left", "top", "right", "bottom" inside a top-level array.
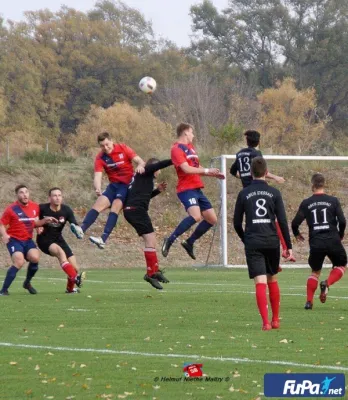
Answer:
[
  {"left": 319, "top": 280, "right": 329, "bottom": 303},
  {"left": 75, "top": 271, "right": 86, "bottom": 288},
  {"left": 23, "top": 281, "right": 37, "bottom": 294},
  {"left": 161, "top": 237, "right": 173, "bottom": 258},
  {"left": 304, "top": 301, "right": 313, "bottom": 310},
  {"left": 0, "top": 290, "right": 9, "bottom": 296},
  {"left": 144, "top": 274, "right": 163, "bottom": 290},
  {"left": 152, "top": 270, "right": 170, "bottom": 284},
  {"left": 181, "top": 240, "right": 196, "bottom": 260}
]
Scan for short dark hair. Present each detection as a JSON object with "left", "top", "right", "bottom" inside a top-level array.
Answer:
[
  {"left": 251, "top": 156, "right": 267, "bottom": 178},
  {"left": 244, "top": 130, "right": 260, "bottom": 148},
  {"left": 48, "top": 187, "right": 62, "bottom": 196},
  {"left": 146, "top": 158, "right": 160, "bottom": 166},
  {"left": 97, "top": 132, "right": 111, "bottom": 143},
  {"left": 176, "top": 123, "right": 193, "bottom": 137},
  {"left": 311, "top": 173, "right": 325, "bottom": 190},
  {"left": 15, "top": 184, "right": 28, "bottom": 194}
]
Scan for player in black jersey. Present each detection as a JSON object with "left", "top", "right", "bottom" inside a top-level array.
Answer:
[
  {"left": 234, "top": 157, "right": 293, "bottom": 331},
  {"left": 292, "top": 173, "right": 346, "bottom": 309},
  {"left": 37, "top": 187, "right": 85, "bottom": 293},
  {"left": 231, "top": 130, "right": 293, "bottom": 264},
  {"left": 123, "top": 158, "right": 172, "bottom": 290}
]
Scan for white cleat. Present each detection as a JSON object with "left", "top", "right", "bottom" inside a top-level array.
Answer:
[
  {"left": 70, "top": 224, "right": 84, "bottom": 239},
  {"left": 89, "top": 236, "right": 105, "bottom": 249},
  {"left": 65, "top": 288, "right": 80, "bottom": 294}
]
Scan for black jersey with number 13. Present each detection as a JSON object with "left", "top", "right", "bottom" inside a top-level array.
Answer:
[{"left": 230, "top": 147, "right": 262, "bottom": 188}]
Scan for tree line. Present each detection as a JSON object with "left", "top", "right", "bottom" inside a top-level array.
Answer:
[{"left": 0, "top": 0, "right": 347, "bottom": 156}]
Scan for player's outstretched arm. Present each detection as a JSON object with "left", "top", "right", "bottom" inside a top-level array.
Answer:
[
  {"left": 233, "top": 193, "right": 245, "bottom": 242},
  {"left": 0, "top": 223, "right": 10, "bottom": 245},
  {"left": 145, "top": 159, "right": 172, "bottom": 175},
  {"left": 179, "top": 162, "right": 225, "bottom": 179},
  {"left": 151, "top": 182, "right": 167, "bottom": 198},
  {"left": 266, "top": 172, "right": 285, "bottom": 184},
  {"left": 94, "top": 172, "right": 103, "bottom": 196}
]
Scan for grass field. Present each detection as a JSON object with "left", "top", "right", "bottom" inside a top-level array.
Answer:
[{"left": 0, "top": 267, "right": 347, "bottom": 400}]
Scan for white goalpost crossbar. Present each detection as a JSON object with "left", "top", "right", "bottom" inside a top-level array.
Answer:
[{"left": 216, "top": 154, "right": 348, "bottom": 267}]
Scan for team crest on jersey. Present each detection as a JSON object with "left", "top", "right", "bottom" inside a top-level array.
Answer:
[
  {"left": 119, "top": 153, "right": 124, "bottom": 159},
  {"left": 59, "top": 216, "right": 65, "bottom": 223}
]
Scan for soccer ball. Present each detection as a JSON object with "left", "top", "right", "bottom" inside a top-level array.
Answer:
[{"left": 139, "top": 76, "right": 157, "bottom": 94}]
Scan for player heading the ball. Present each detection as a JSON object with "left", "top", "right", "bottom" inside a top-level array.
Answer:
[{"left": 162, "top": 123, "right": 225, "bottom": 260}]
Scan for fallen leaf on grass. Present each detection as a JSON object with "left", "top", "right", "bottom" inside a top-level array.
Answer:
[
  {"left": 41, "top": 380, "right": 48, "bottom": 384},
  {"left": 200, "top": 336, "right": 205, "bottom": 340},
  {"left": 229, "top": 385, "right": 235, "bottom": 392},
  {"left": 131, "top": 367, "right": 137, "bottom": 371},
  {"left": 65, "top": 396, "right": 75, "bottom": 400},
  {"left": 144, "top": 337, "right": 150, "bottom": 341},
  {"left": 58, "top": 324, "right": 64, "bottom": 328},
  {"left": 336, "top": 362, "right": 341, "bottom": 365},
  {"left": 82, "top": 384, "right": 89, "bottom": 390},
  {"left": 286, "top": 370, "right": 292, "bottom": 374},
  {"left": 25, "top": 389, "right": 32, "bottom": 395},
  {"left": 47, "top": 397, "right": 54, "bottom": 399},
  {"left": 153, "top": 385, "right": 160, "bottom": 390},
  {"left": 106, "top": 385, "right": 111, "bottom": 389},
  {"left": 9, "top": 362, "right": 17, "bottom": 365},
  {"left": 117, "top": 395, "right": 126, "bottom": 399},
  {"left": 335, "top": 328, "right": 342, "bottom": 331},
  {"left": 279, "top": 339, "right": 288, "bottom": 344},
  {"left": 171, "top": 364, "right": 178, "bottom": 368},
  {"left": 46, "top": 352, "right": 54, "bottom": 356},
  {"left": 80, "top": 364, "right": 87, "bottom": 368},
  {"left": 35, "top": 365, "right": 40, "bottom": 371}
]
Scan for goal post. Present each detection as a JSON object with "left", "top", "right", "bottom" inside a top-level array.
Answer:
[{"left": 215, "top": 154, "right": 348, "bottom": 268}]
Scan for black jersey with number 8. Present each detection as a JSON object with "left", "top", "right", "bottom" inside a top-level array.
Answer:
[{"left": 233, "top": 180, "right": 292, "bottom": 249}]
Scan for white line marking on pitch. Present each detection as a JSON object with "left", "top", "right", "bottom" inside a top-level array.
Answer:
[{"left": 0, "top": 342, "right": 347, "bottom": 372}]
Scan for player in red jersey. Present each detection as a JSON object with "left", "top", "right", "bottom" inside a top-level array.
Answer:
[
  {"left": 0, "top": 185, "right": 58, "bottom": 295},
  {"left": 162, "top": 123, "right": 225, "bottom": 259},
  {"left": 75, "top": 132, "right": 145, "bottom": 249}
]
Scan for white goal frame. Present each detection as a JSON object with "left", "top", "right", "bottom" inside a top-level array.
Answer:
[{"left": 215, "top": 154, "right": 348, "bottom": 267}]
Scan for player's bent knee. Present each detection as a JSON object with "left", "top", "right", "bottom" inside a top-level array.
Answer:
[
  {"left": 93, "top": 196, "right": 111, "bottom": 212},
  {"left": 12, "top": 253, "right": 25, "bottom": 268}
]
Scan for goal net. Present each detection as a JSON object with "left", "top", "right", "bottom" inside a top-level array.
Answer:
[{"left": 207, "top": 155, "right": 348, "bottom": 268}]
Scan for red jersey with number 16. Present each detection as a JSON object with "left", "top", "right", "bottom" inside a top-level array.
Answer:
[
  {"left": 171, "top": 142, "right": 204, "bottom": 193},
  {"left": 94, "top": 143, "right": 137, "bottom": 184},
  {"left": 0, "top": 201, "right": 39, "bottom": 241}
]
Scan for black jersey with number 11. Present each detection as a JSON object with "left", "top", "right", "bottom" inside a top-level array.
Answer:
[
  {"left": 292, "top": 193, "right": 346, "bottom": 245},
  {"left": 233, "top": 180, "right": 292, "bottom": 249}
]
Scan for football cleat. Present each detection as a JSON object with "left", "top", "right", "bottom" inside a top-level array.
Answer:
[
  {"left": 181, "top": 240, "right": 196, "bottom": 260},
  {"left": 23, "top": 281, "right": 37, "bottom": 294},
  {"left": 152, "top": 270, "right": 169, "bottom": 284},
  {"left": 75, "top": 271, "right": 86, "bottom": 288},
  {"left": 262, "top": 323, "right": 272, "bottom": 331},
  {"left": 89, "top": 236, "right": 105, "bottom": 249},
  {"left": 71, "top": 223, "right": 84, "bottom": 239},
  {"left": 144, "top": 274, "right": 163, "bottom": 290},
  {"left": 65, "top": 288, "right": 80, "bottom": 294},
  {"left": 0, "top": 290, "right": 9, "bottom": 296},
  {"left": 161, "top": 237, "right": 173, "bottom": 258},
  {"left": 304, "top": 301, "right": 313, "bottom": 310},
  {"left": 271, "top": 320, "right": 280, "bottom": 329},
  {"left": 319, "top": 280, "right": 329, "bottom": 303}
]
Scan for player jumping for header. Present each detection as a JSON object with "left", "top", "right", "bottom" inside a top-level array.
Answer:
[
  {"left": 292, "top": 173, "right": 346, "bottom": 309},
  {"left": 0, "top": 185, "right": 58, "bottom": 295},
  {"left": 234, "top": 157, "right": 293, "bottom": 330},
  {"left": 123, "top": 158, "right": 172, "bottom": 289},
  {"left": 37, "top": 187, "right": 85, "bottom": 294},
  {"left": 75, "top": 132, "right": 145, "bottom": 249},
  {"left": 161, "top": 123, "right": 225, "bottom": 260}
]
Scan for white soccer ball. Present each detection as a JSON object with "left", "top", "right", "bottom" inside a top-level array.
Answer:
[{"left": 139, "top": 76, "right": 157, "bottom": 94}]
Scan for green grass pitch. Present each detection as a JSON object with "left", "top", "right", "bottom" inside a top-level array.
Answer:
[{"left": 0, "top": 268, "right": 347, "bottom": 400}]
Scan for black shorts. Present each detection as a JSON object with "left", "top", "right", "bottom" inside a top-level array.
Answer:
[
  {"left": 123, "top": 207, "right": 154, "bottom": 236},
  {"left": 309, "top": 240, "right": 347, "bottom": 271},
  {"left": 37, "top": 236, "right": 74, "bottom": 259},
  {"left": 245, "top": 247, "right": 280, "bottom": 279}
]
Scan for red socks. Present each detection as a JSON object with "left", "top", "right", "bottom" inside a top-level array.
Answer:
[
  {"left": 327, "top": 267, "right": 345, "bottom": 286},
  {"left": 144, "top": 248, "right": 159, "bottom": 276},
  {"left": 255, "top": 283, "right": 269, "bottom": 325},
  {"left": 268, "top": 281, "right": 280, "bottom": 322},
  {"left": 307, "top": 275, "right": 318, "bottom": 302},
  {"left": 61, "top": 262, "right": 77, "bottom": 292}
]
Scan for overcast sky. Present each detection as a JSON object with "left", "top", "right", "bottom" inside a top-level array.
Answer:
[{"left": 0, "top": 0, "right": 227, "bottom": 47}]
